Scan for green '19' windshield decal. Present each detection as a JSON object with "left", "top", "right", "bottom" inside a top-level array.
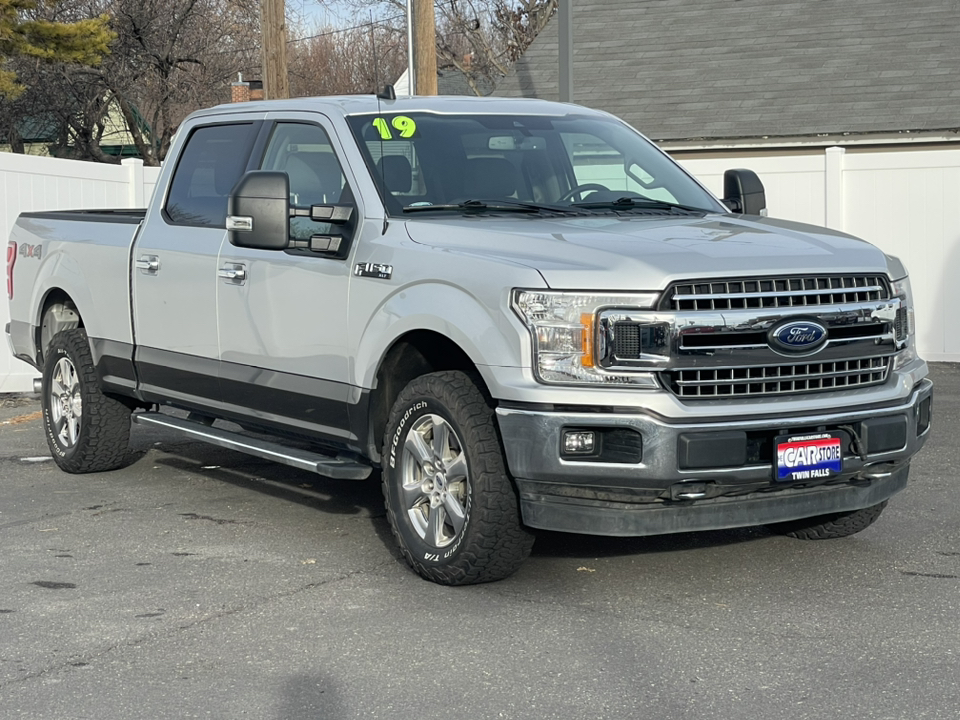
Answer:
[{"left": 372, "top": 116, "right": 419, "bottom": 140}]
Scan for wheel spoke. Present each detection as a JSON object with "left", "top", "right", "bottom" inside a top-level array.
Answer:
[
  {"left": 445, "top": 452, "right": 468, "bottom": 482},
  {"left": 404, "top": 429, "right": 433, "bottom": 467},
  {"left": 425, "top": 506, "right": 445, "bottom": 546},
  {"left": 432, "top": 420, "right": 450, "bottom": 461},
  {"left": 442, "top": 492, "right": 466, "bottom": 536},
  {"left": 50, "top": 376, "right": 66, "bottom": 397},
  {"left": 67, "top": 416, "right": 79, "bottom": 446},
  {"left": 65, "top": 362, "right": 77, "bottom": 392},
  {"left": 401, "top": 480, "right": 425, "bottom": 510},
  {"left": 53, "top": 415, "right": 67, "bottom": 443}
]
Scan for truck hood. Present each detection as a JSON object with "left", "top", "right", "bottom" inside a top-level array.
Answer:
[{"left": 403, "top": 213, "right": 891, "bottom": 289}]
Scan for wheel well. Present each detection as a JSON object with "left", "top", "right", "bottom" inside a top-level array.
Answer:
[
  {"left": 37, "top": 290, "right": 82, "bottom": 364},
  {"left": 368, "top": 331, "right": 483, "bottom": 460}
]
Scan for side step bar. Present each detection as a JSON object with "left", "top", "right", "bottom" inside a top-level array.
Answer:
[{"left": 132, "top": 412, "right": 372, "bottom": 480}]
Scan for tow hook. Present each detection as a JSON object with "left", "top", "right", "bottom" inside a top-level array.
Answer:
[{"left": 669, "top": 481, "right": 714, "bottom": 501}]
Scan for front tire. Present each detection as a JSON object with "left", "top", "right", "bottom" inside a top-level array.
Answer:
[
  {"left": 41, "top": 328, "right": 132, "bottom": 473},
  {"left": 767, "top": 501, "right": 888, "bottom": 540},
  {"left": 382, "top": 371, "right": 534, "bottom": 585}
]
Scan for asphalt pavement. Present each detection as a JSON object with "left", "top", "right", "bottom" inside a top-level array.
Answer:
[{"left": 1, "top": 365, "right": 958, "bottom": 719}]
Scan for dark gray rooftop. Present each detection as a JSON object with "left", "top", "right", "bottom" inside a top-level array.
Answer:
[{"left": 495, "top": 0, "right": 960, "bottom": 142}]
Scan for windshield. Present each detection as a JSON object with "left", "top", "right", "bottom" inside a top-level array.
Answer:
[{"left": 346, "top": 112, "right": 725, "bottom": 216}]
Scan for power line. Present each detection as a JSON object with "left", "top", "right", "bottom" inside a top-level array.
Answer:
[
  {"left": 287, "top": 12, "right": 407, "bottom": 45},
  {"left": 212, "top": 11, "right": 407, "bottom": 56}
]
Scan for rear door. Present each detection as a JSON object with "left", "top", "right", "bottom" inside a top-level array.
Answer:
[{"left": 132, "top": 118, "right": 262, "bottom": 407}]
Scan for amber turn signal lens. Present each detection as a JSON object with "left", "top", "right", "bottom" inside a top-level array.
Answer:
[{"left": 580, "top": 313, "right": 595, "bottom": 367}]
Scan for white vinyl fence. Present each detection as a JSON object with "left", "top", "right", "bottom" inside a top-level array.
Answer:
[
  {"left": 1, "top": 153, "right": 161, "bottom": 392},
  {"left": 1, "top": 146, "right": 958, "bottom": 392}
]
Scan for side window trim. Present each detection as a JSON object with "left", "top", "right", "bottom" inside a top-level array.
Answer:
[{"left": 162, "top": 120, "right": 263, "bottom": 229}]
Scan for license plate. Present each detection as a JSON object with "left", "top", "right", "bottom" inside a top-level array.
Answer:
[{"left": 775, "top": 432, "right": 843, "bottom": 482}]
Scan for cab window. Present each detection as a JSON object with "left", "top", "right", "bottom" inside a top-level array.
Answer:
[{"left": 165, "top": 123, "right": 258, "bottom": 227}]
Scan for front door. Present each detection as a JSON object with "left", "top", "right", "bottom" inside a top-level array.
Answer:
[{"left": 215, "top": 116, "right": 362, "bottom": 444}]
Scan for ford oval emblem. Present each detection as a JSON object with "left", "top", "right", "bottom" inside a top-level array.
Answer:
[{"left": 768, "top": 319, "right": 828, "bottom": 355}]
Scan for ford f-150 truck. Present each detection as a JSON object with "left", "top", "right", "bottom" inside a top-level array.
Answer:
[{"left": 6, "top": 95, "right": 932, "bottom": 585}]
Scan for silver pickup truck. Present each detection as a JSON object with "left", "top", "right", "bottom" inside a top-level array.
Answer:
[{"left": 5, "top": 96, "right": 932, "bottom": 585}]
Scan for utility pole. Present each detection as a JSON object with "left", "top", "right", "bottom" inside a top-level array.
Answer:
[
  {"left": 558, "top": 0, "right": 573, "bottom": 102},
  {"left": 412, "top": 0, "right": 437, "bottom": 95},
  {"left": 261, "top": 0, "right": 289, "bottom": 100}
]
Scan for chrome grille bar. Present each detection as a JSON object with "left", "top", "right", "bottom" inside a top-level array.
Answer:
[
  {"left": 665, "top": 275, "right": 890, "bottom": 311},
  {"left": 665, "top": 357, "right": 890, "bottom": 398}
]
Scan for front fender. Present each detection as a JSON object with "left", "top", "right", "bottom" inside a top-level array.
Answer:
[{"left": 353, "top": 282, "right": 531, "bottom": 391}]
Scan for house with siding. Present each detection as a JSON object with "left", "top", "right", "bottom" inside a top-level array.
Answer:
[{"left": 495, "top": 0, "right": 960, "bottom": 153}]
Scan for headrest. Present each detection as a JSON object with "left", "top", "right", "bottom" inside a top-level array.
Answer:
[
  {"left": 463, "top": 157, "right": 518, "bottom": 199},
  {"left": 377, "top": 155, "right": 412, "bottom": 193}
]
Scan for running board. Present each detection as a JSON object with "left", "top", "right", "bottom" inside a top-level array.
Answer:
[{"left": 132, "top": 412, "right": 372, "bottom": 480}]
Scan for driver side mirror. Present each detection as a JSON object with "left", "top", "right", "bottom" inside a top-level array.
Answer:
[
  {"left": 227, "top": 171, "right": 290, "bottom": 250},
  {"left": 722, "top": 169, "right": 767, "bottom": 216},
  {"left": 227, "top": 171, "right": 356, "bottom": 254}
]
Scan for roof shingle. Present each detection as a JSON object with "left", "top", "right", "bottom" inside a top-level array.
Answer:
[{"left": 495, "top": 0, "right": 960, "bottom": 141}]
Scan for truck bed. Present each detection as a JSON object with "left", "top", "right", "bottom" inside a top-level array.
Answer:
[{"left": 8, "top": 209, "right": 146, "bottom": 369}]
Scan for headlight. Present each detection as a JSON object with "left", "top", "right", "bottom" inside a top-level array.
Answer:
[
  {"left": 512, "top": 289, "right": 660, "bottom": 386},
  {"left": 891, "top": 275, "right": 917, "bottom": 370}
]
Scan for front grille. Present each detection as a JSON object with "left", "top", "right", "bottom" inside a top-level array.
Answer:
[
  {"left": 664, "top": 275, "right": 890, "bottom": 312},
  {"left": 665, "top": 356, "right": 890, "bottom": 399},
  {"left": 614, "top": 323, "right": 641, "bottom": 358}
]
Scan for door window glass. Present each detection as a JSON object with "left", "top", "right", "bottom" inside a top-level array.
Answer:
[
  {"left": 165, "top": 123, "right": 258, "bottom": 227},
  {"left": 260, "top": 123, "right": 353, "bottom": 241}
]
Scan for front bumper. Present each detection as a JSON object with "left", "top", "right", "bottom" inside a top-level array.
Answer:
[{"left": 496, "top": 378, "right": 933, "bottom": 536}]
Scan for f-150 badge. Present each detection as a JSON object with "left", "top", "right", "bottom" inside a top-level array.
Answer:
[{"left": 354, "top": 262, "right": 393, "bottom": 280}]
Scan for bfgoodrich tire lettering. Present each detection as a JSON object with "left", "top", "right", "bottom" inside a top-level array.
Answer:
[
  {"left": 41, "top": 328, "right": 133, "bottom": 473},
  {"left": 767, "top": 500, "right": 888, "bottom": 540},
  {"left": 382, "top": 371, "right": 534, "bottom": 585}
]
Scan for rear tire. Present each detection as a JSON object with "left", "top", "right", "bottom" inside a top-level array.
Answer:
[
  {"left": 41, "top": 328, "right": 132, "bottom": 473},
  {"left": 767, "top": 501, "right": 888, "bottom": 540},
  {"left": 381, "top": 371, "right": 534, "bottom": 585}
]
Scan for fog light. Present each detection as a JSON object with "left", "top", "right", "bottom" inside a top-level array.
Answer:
[{"left": 563, "top": 430, "right": 596, "bottom": 454}]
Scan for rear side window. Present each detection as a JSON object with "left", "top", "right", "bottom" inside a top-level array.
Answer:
[{"left": 165, "top": 123, "right": 258, "bottom": 227}]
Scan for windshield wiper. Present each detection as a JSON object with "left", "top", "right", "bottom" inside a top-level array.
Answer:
[
  {"left": 571, "top": 196, "right": 712, "bottom": 214},
  {"left": 403, "top": 199, "right": 581, "bottom": 215}
]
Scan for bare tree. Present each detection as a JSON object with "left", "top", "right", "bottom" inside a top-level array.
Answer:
[
  {"left": 334, "top": 0, "right": 556, "bottom": 94},
  {"left": 1, "top": 0, "right": 261, "bottom": 163},
  {"left": 103, "top": 0, "right": 261, "bottom": 163},
  {"left": 288, "top": 22, "right": 407, "bottom": 97}
]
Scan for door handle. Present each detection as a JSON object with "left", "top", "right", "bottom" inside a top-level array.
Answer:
[
  {"left": 218, "top": 264, "right": 247, "bottom": 284},
  {"left": 135, "top": 255, "right": 160, "bottom": 274}
]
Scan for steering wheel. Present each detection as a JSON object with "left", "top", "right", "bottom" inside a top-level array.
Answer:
[{"left": 558, "top": 183, "right": 610, "bottom": 203}]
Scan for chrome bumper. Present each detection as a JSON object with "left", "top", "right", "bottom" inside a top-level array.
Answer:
[{"left": 496, "top": 379, "right": 933, "bottom": 536}]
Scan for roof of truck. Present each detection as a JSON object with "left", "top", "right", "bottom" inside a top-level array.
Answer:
[{"left": 196, "top": 95, "right": 606, "bottom": 120}]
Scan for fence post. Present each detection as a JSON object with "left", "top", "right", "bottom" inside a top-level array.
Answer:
[
  {"left": 824, "top": 146, "right": 845, "bottom": 230},
  {"left": 122, "top": 158, "right": 145, "bottom": 208}
]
